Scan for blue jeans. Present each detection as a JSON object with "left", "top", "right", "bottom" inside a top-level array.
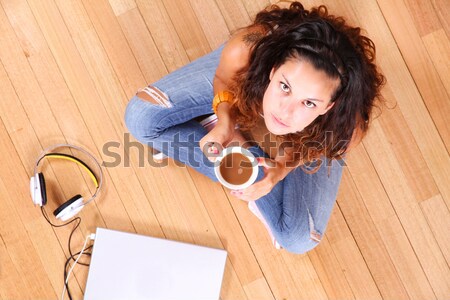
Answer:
[{"left": 124, "top": 45, "right": 344, "bottom": 254}]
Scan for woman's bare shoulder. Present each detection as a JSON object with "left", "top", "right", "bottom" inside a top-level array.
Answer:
[
  {"left": 214, "top": 26, "right": 266, "bottom": 90},
  {"left": 222, "top": 25, "right": 266, "bottom": 62}
]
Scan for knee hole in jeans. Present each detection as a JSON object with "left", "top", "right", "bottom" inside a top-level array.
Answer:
[
  {"left": 308, "top": 212, "right": 322, "bottom": 243},
  {"left": 136, "top": 86, "right": 172, "bottom": 108}
]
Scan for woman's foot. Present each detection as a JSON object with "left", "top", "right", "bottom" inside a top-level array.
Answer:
[
  {"left": 248, "top": 201, "right": 281, "bottom": 249},
  {"left": 152, "top": 114, "right": 220, "bottom": 162},
  {"left": 152, "top": 151, "right": 166, "bottom": 163}
]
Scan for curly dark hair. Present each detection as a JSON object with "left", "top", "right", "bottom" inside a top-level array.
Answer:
[{"left": 229, "top": 2, "right": 386, "bottom": 165}]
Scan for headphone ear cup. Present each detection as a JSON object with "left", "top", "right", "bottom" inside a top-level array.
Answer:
[
  {"left": 30, "top": 173, "right": 46, "bottom": 206},
  {"left": 53, "top": 195, "right": 84, "bottom": 221},
  {"left": 38, "top": 173, "right": 47, "bottom": 206}
]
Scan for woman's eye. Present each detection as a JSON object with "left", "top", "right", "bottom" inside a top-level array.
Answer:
[
  {"left": 280, "top": 82, "right": 290, "bottom": 93},
  {"left": 304, "top": 100, "right": 316, "bottom": 108}
]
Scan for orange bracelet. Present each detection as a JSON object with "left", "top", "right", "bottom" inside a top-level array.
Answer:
[{"left": 212, "top": 91, "right": 234, "bottom": 114}]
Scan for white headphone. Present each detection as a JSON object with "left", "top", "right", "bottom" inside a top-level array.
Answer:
[{"left": 30, "top": 144, "right": 103, "bottom": 221}]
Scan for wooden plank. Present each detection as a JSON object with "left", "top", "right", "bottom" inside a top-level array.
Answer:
[
  {"left": 378, "top": 216, "right": 437, "bottom": 299},
  {"left": 189, "top": 169, "right": 274, "bottom": 299},
  {"left": 240, "top": 0, "right": 270, "bottom": 22},
  {"left": 376, "top": 87, "right": 440, "bottom": 202},
  {"left": 135, "top": 0, "right": 190, "bottom": 72},
  {"left": 403, "top": 0, "right": 442, "bottom": 36},
  {"left": 215, "top": 0, "right": 252, "bottom": 32},
  {"left": 430, "top": 0, "right": 450, "bottom": 38},
  {"left": 0, "top": 63, "right": 75, "bottom": 297},
  {"left": 0, "top": 2, "right": 131, "bottom": 291},
  {"left": 0, "top": 168, "right": 55, "bottom": 299},
  {"left": 161, "top": 0, "right": 211, "bottom": 60},
  {"left": 345, "top": 146, "right": 397, "bottom": 224},
  {"left": 27, "top": 0, "right": 154, "bottom": 234},
  {"left": 0, "top": 5, "right": 90, "bottom": 296},
  {"left": 8, "top": 0, "right": 178, "bottom": 294},
  {"left": 326, "top": 204, "right": 382, "bottom": 299},
  {"left": 280, "top": 253, "right": 329, "bottom": 300},
  {"left": 229, "top": 194, "right": 326, "bottom": 299},
  {"left": 108, "top": 0, "right": 136, "bottom": 16},
  {"left": 420, "top": 194, "right": 450, "bottom": 266},
  {"left": 422, "top": 29, "right": 450, "bottom": 97},
  {"left": 375, "top": 0, "right": 450, "bottom": 204},
  {"left": 307, "top": 235, "right": 355, "bottom": 300},
  {"left": 53, "top": 0, "right": 126, "bottom": 134},
  {"left": 0, "top": 232, "right": 25, "bottom": 300},
  {"left": 235, "top": 202, "right": 305, "bottom": 299},
  {"left": 158, "top": 162, "right": 222, "bottom": 248},
  {"left": 0, "top": 76, "right": 85, "bottom": 297},
  {"left": 17, "top": 1, "right": 174, "bottom": 293},
  {"left": 337, "top": 170, "right": 409, "bottom": 299},
  {"left": 378, "top": 0, "right": 450, "bottom": 153},
  {"left": 346, "top": 144, "right": 436, "bottom": 299},
  {"left": 243, "top": 277, "right": 275, "bottom": 300},
  {"left": 1, "top": 0, "right": 131, "bottom": 266},
  {"left": 0, "top": 152, "right": 36, "bottom": 300},
  {"left": 189, "top": 0, "right": 231, "bottom": 49},
  {"left": 116, "top": 8, "right": 168, "bottom": 84},
  {"left": 81, "top": 0, "right": 146, "bottom": 98},
  {"left": 363, "top": 118, "right": 450, "bottom": 298},
  {"left": 1, "top": 0, "right": 100, "bottom": 205},
  {"left": 220, "top": 259, "right": 249, "bottom": 299}
]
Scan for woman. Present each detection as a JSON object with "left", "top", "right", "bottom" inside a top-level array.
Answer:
[{"left": 125, "top": 2, "right": 385, "bottom": 253}]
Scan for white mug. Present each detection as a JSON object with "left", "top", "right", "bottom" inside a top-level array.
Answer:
[{"left": 214, "top": 146, "right": 259, "bottom": 190}]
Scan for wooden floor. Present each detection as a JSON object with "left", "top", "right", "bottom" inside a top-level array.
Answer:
[{"left": 0, "top": 0, "right": 448, "bottom": 299}]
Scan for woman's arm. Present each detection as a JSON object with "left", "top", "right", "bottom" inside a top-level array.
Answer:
[
  {"left": 212, "top": 30, "right": 251, "bottom": 130},
  {"left": 200, "top": 27, "right": 263, "bottom": 158},
  {"left": 204, "top": 27, "right": 263, "bottom": 136}
]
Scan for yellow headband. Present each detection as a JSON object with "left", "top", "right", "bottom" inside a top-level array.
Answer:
[{"left": 42, "top": 153, "right": 99, "bottom": 188}]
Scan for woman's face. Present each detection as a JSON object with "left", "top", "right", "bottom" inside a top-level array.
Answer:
[{"left": 262, "top": 58, "right": 340, "bottom": 135}]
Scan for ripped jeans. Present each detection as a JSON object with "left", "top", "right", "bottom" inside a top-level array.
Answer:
[{"left": 124, "top": 45, "right": 344, "bottom": 254}]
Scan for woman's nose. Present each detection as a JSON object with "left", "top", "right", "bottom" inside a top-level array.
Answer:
[{"left": 279, "top": 98, "right": 295, "bottom": 118}]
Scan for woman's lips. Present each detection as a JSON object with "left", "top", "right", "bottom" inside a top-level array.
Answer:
[{"left": 272, "top": 113, "right": 289, "bottom": 128}]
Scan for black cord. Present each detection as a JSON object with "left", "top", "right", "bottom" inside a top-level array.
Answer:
[
  {"left": 64, "top": 245, "right": 93, "bottom": 300},
  {"left": 40, "top": 207, "right": 91, "bottom": 266},
  {"left": 40, "top": 207, "right": 92, "bottom": 299}
]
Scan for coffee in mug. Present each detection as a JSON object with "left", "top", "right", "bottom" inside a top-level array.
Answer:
[{"left": 214, "top": 147, "right": 258, "bottom": 190}]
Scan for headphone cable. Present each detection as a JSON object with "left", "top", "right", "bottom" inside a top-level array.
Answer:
[
  {"left": 61, "top": 234, "right": 92, "bottom": 300},
  {"left": 41, "top": 207, "right": 94, "bottom": 300},
  {"left": 63, "top": 246, "right": 92, "bottom": 300},
  {"left": 40, "top": 207, "right": 91, "bottom": 265}
]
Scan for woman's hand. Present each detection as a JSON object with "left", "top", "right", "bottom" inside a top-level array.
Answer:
[
  {"left": 199, "top": 121, "right": 235, "bottom": 162},
  {"left": 230, "top": 157, "right": 284, "bottom": 201}
]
